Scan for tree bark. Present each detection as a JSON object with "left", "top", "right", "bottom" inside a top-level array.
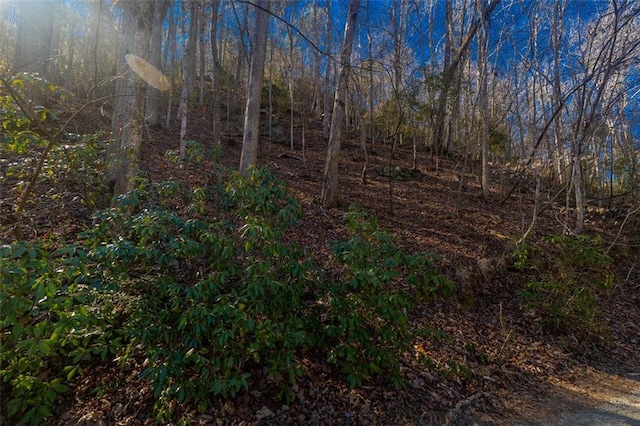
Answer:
[
  {"left": 186, "top": 2, "right": 199, "bottom": 98},
  {"left": 321, "top": 0, "right": 360, "bottom": 208},
  {"left": 478, "top": 0, "right": 490, "bottom": 197},
  {"left": 322, "top": 0, "right": 333, "bottom": 141},
  {"left": 12, "top": 0, "right": 58, "bottom": 78},
  {"left": 312, "top": 0, "right": 322, "bottom": 122},
  {"left": 108, "top": 2, "right": 153, "bottom": 198},
  {"left": 211, "top": 0, "right": 222, "bottom": 145},
  {"left": 198, "top": 3, "right": 207, "bottom": 106},
  {"left": 288, "top": 2, "right": 297, "bottom": 151},
  {"left": 239, "top": 0, "right": 270, "bottom": 177},
  {"left": 232, "top": 2, "right": 250, "bottom": 115},
  {"left": 164, "top": 4, "right": 177, "bottom": 129},
  {"left": 367, "top": 0, "right": 375, "bottom": 153},
  {"left": 145, "top": 0, "right": 169, "bottom": 127},
  {"left": 432, "top": 0, "right": 501, "bottom": 155}
]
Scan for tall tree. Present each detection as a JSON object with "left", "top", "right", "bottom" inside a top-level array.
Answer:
[
  {"left": 108, "top": 2, "right": 153, "bottom": 198},
  {"left": 568, "top": 0, "right": 640, "bottom": 232},
  {"left": 312, "top": 0, "right": 323, "bottom": 122},
  {"left": 184, "top": 1, "right": 200, "bottom": 99},
  {"left": 179, "top": 1, "right": 201, "bottom": 158},
  {"left": 210, "top": 0, "right": 222, "bottom": 145},
  {"left": 287, "top": 2, "right": 298, "bottom": 151},
  {"left": 366, "top": 0, "right": 375, "bottom": 153},
  {"left": 12, "top": 0, "right": 59, "bottom": 79},
  {"left": 239, "top": 0, "right": 270, "bottom": 177},
  {"left": 182, "top": 1, "right": 201, "bottom": 103},
  {"left": 164, "top": 3, "right": 178, "bottom": 128},
  {"left": 321, "top": 0, "right": 360, "bottom": 208},
  {"left": 432, "top": 0, "right": 501, "bottom": 155},
  {"left": 232, "top": 2, "right": 250, "bottom": 116},
  {"left": 322, "top": 0, "right": 333, "bottom": 140},
  {"left": 145, "top": 0, "right": 170, "bottom": 127},
  {"left": 198, "top": 2, "right": 207, "bottom": 106},
  {"left": 478, "top": 0, "right": 490, "bottom": 197},
  {"left": 550, "top": 0, "right": 568, "bottom": 185}
]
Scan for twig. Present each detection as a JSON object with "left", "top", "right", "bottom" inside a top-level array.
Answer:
[
  {"left": 386, "top": 113, "right": 405, "bottom": 216},
  {"left": 517, "top": 175, "right": 541, "bottom": 245},
  {"left": 277, "top": 152, "right": 304, "bottom": 161},
  {"left": 1, "top": 77, "right": 110, "bottom": 216},
  {"left": 319, "top": 206, "right": 331, "bottom": 219},
  {"left": 607, "top": 204, "right": 640, "bottom": 254},
  {"left": 445, "top": 392, "right": 497, "bottom": 425}
]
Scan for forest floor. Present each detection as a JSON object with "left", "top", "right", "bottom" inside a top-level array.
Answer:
[{"left": 2, "top": 109, "right": 639, "bottom": 425}]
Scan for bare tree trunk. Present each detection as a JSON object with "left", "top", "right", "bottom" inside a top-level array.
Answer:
[
  {"left": 66, "top": 16, "right": 76, "bottom": 83},
  {"left": 164, "top": 5, "right": 177, "bottom": 129},
  {"left": 432, "top": 0, "right": 453, "bottom": 156},
  {"left": 211, "top": 0, "right": 221, "bottom": 145},
  {"left": 321, "top": 0, "right": 360, "bottom": 208},
  {"left": 551, "top": 0, "right": 567, "bottom": 186},
  {"left": 366, "top": 0, "right": 376, "bottom": 154},
  {"left": 146, "top": 0, "right": 169, "bottom": 127},
  {"left": 86, "top": 0, "right": 105, "bottom": 98},
  {"left": 232, "top": 2, "right": 250, "bottom": 115},
  {"left": 185, "top": 1, "right": 199, "bottom": 98},
  {"left": 179, "top": 58, "right": 189, "bottom": 158},
  {"left": 573, "top": 156, "right": 585, "bottom": 233},
  {"left": 312, "top": 0, "right": 322, "bottom": 122},
  {"left": 478, "top": 0, "right": 490, "bottom": 197},
  {"left": 13, "top": 0, "right": 57, "bottom": 78},
  {"left": 432, "top": 0, "right": 501, "bottom": 155},
  {"left": 198, "top": 3, "right": 207, "bottom": 106},
  {"left": 288, "top": 3, "right": 297, "bottom": 151},
  {"left": 179, "top": 2, "right": 201, "bottom": 158},
  {"left": 239, "top": 0, "right": 270, "bottom": 177},
  {"left": 268, "top": 39, "right": 274, "bottom": 146},
  {"left": 322, "top": 0, "right": 333, "bottom": 140},
  {"left": 109, "top": 2, "right": 152, "bottom": 198}
]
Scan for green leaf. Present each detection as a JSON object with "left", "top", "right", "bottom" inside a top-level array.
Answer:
[{"left": 38, "top": 339, "right": 51, "bottom": 355}]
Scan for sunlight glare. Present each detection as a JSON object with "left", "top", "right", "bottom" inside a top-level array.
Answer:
[{"left": 124, "top": 54, "right": 170, "bottom": 91}]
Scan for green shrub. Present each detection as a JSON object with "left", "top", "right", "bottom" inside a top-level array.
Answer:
[
  {"left": 82, "top": 168, "right": 312, "bottom": 421},
  {"left": 45, "top": 133, "right": 109, "bottom": 207},
  {"left": 165, "top": 140, "right": 213, "bottom": 165},
  {"left": 1, "top": 73, "right": 108, "bottom": 208},
  {"left": 0, "top": 241, "right": 115, "bottom": 424},
  {"left": 514, "top": 235, "right": 614, "bottom": 333},
  {"left": 1, "top": 167, "right": 458, "bottom": 423},
  {"left": 318, "top": 207, "right": 455, "bottom": 388}
]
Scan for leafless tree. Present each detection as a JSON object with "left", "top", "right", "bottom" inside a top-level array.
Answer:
[
  {"left": 322, "top": 0, "right": 360, "bottom": 208},
  {"left": 146, "top": 0, "right": 170, "bottom": 127},
  {"left": 239, "top": 0, "right": 271, "bottom": 177},
  {"left": 108, "top": 2, "right": 153, "bottom": 197}
]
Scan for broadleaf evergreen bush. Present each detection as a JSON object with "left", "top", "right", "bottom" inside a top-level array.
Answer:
[
  {"left": 2, "top": 164, "right": 455, "bottom": 423},
  {"left": 317, "top": 207, "right": 455, "bottom": 388},
  {"left": 81, "top": 167, "right": 311, "bottom": 420},
  {"left": 514, "top": 235, "right": 614, "bottom": 333},
  {"left": 0, "top": 241, "right": 116, "bottom": 424}
]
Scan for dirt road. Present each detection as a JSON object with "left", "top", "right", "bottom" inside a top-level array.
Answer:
[{"left": 474, "top": 368, "right": 640, "bottom": 425}]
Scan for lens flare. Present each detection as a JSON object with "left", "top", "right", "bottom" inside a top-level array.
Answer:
[{"left": 125, "top": 54, "right": 170, "bottom": 91}]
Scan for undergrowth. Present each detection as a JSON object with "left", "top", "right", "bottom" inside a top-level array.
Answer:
[
  {"left": 319, "top": 207, "right": 455, "bottom": 388},
  {"left": 1, "top": 166, "right": 453, "bottom": 423},
  {"left": 514, "top": 234, "right": 614, "bottom": 334},
  {"left": 1, "top": 73, "right": 109, "bottom": 212},
  {"left": 0, "top": 241, "right": 118, "bottom": 424}
]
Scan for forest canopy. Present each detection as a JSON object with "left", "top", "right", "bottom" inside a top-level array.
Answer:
[{"left": 1, "top": 0, "right": 639, "bottom": 227}]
